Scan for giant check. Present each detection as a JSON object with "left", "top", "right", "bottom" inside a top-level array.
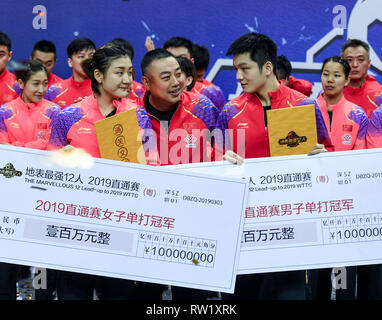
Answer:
[
  {"left": 174, "top": 149, "right": 382, "bottom": 274},
  {"left": 0, "top": 145, "right": 248, "bottom": 293}
]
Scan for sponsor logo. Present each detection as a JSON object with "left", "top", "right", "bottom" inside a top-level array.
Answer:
[
  {"left": 184, "top": 134, "right": 197, "bottom": 148},
  {"left": 37, "top": 131, "right": 45, "bottom": 139},
  {"left": 78, "top": 127, "right": 92, "bottom": 134},
  {"left": 342, "top": 133, "right": 352, "bottom": 145},
  {"left": 278, "top": 131, "right": 307, "bottom": 148},
  {"left": 237, "top": 123, "right": 249, "bottom": 129},
  {"left": 0, "top": 163, "right": 22, "bottom": 178}
]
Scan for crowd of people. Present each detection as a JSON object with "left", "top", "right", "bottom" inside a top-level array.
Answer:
[{"left": 0, "top": 29, "right": 382, "bottom": 300}]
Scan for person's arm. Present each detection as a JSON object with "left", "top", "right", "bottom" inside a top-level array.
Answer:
[
  {"left": 298, "top": 98, "right": 332, "bottom": 148},
  {"left": 351, "top": 107, "right": 369, "bottom": 150},
  {"left": 0, "top": 106, "right": 11, "bottom": 144},
  {"left": 46, "top": 106, "right": 81, "bottom": 151},
  {"left": 367, "top": 107, "right": 382, "bottom": 149}
]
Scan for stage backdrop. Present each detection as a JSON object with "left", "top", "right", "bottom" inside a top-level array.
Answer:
[{"left": 1, "top": 0, "right": 381, "bottom": 99}]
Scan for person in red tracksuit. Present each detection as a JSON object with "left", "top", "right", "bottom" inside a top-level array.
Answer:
[
  {"left": 47, "top": 44, "right": 163, "bottom": 300},
  {"left": 216, "top": 32, "right": 329, "bottom": 301},
  {"left": 0, "top": 60, "right": 60, "bottom": 149},
  {"left": 276, "top": 55, "right": 313, "bottom": 97},
  {"left": 53, "top": 38, "right": 96, "bottom": 108},
  {"left": 341, "top": 39, "right": 382, "bottom": 118},
  {"left": 315, "top": 57, "right": 368, "bottom": 152},
  {"left": 310, "top": 56, "right": 368, "bottom": 300},
  {"left": 341, "top": 39, "right": 382, "bottom": 300},
  {"left": 0, "top": 59, "right": 59, "bottom": 300},
  {"left": 0, "top": 31, "right": 18, "bottom": 106},
  {"left": 138, "top": 48, "right": 219, "bottom": 299}
]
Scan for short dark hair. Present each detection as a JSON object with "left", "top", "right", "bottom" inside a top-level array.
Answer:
[
  {"left": 108, "top": 38, "right": 134, "bottom": 61},
  {"left": 341, "top": 39, "right": 370, "bottom": 55},
  {"left": 81, "top": 45, "right": 131, "bottom": 95},
  {"left": 67, "top": 38, "right": 96, "bottom": 58},
  {"left": 0, "top": 31, "right": 11, "bottom": 51},
  {"left": 14, "top": 60, "right": 48, "bottom": 83},
  {"left": 276, "top": 55, "right": 292, "bottom": 80},
  {"left": 176, "top": 56, "right": 197, "bottom": 91},
  {"left": 321, "top": 56, "right": 351, "bottom": 78},
  {"left": 141, "top": 48, "right": 175, "bottom": 76},
  {"left": 226, "top": 32, "right": 278, "bottom": 76},
  {"left": 192, "top": 44, "right": 210, "bottom": 71},
  {"left": 163, "top": 36, "right": 193, "bottom": 56},
  {"left": 32, "top": 40, "right": 57, "bottom": 59}
]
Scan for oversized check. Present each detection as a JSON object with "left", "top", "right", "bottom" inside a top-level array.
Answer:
[
  {"left": 173, "top": 149, "right": 382, "bottom": 274},
  {"left": 0, "top": 145, "right": 248, "bottom": 293}
]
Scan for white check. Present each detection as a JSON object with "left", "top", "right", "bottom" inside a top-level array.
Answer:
[
  {"left": 174, "top": 149, "right": 382, "bottom": 274},
  {"left": 0, "top": 145, "right": 248, "bottom": 293}
]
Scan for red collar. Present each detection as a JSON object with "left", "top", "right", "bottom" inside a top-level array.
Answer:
[{"left": 69, "top": 76, "right": 91, "bottom": 88}]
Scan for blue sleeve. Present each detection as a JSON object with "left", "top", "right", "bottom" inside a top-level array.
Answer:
[
  {"left": 297, "top": 97, "right": 331, "bottom": 145},
  {"left": 48, "top": 106, "right": 84, "bottom": 148}
]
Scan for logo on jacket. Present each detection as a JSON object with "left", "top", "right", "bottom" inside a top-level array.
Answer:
[
  {"left": 37, "top": 131, "right": 45, "bottom": 139},
  {"left": 0, "top": 163, "right": 22, "bottom": 178},
  {"left": 278, "top": 131, "right": 307, "bottom": 148},
  {"left": 342, "top": 134, "right": 352, "bottom": 145},
  {"left": 9, "top": 122, "right": 20, "bottom": 128},
  {"left": 78, "top": 127, "right": 92, "bottom": 134},
  {"left": 237, "top": 123, "right": 249, "bottom": 129},
  {"left": 184, "top": 134, "right": 197, "bottom": 148}
]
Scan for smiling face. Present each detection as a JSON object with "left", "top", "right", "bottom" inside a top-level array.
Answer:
[
  {"left": 321, "top": 61, "right": 348, "bottom": 100},
  {"left": 96, "top": 56, "right": 133, "bottom": 99},
  {"left": 142, "top": 56, "right": 183, "bottom": 111},
  {"left": 342, "top": 46, "right": 370, "bottom": 83},
  {"left": 19, "top": 70, "right": 48, "bottom": 103},
  {"left": 233, "top": 52, "right": 267, "bottom": 94}
]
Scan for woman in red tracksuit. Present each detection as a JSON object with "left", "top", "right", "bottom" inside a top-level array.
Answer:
[
  {"left": 315, "top": 56, "right": 368, "bottom": 152},
  {"left": 0, "top": 60, "right": 61, "bottom": 300},
  {"left": 311, "top": 56, "right": 368, "bottom": 300},
  {"left": 47, "top": 44, "right": 163, "bottom": 300},
  {"left": 0, "top": 60, "right": 60, "bottom": 149}
]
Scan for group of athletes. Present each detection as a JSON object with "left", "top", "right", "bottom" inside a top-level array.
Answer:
[{"left": 0, "top": 29, "right": 382, "bottom": 300}]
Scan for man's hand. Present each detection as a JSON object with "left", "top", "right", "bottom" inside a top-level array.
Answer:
[
  {"left": 308, "top": 144, "right": 327, "bottom": 156},
  {"left": 223, "top": 150, "right": 244, "bottom": 165},
  {"left": 145, "top": 36, "right": 155, "bottom": 52}
]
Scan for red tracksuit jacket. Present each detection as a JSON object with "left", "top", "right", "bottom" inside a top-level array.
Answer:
[
  {"left": 0, "top": 70, "right": 18, "bottom": 105},
  {"left": 135, "top": 90, "right": 218, "bottom": 165},
  {"left": 343, "top": 75, "right": 382, "bottom": 118},
  {"left": 53, "top": 77, "right": 93, "bottom": 108},
  {"left": 316, "top": 93, "right": 368, "bottom": 151},
  {"left": 0, "top": 96, "right": 60, "bottom": 149},
  {"left": 215, "top": 82, "right": 330, "bottom": 159},
  {"left": 288, "top": 76, "right": 313, "bottom": 97}
]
